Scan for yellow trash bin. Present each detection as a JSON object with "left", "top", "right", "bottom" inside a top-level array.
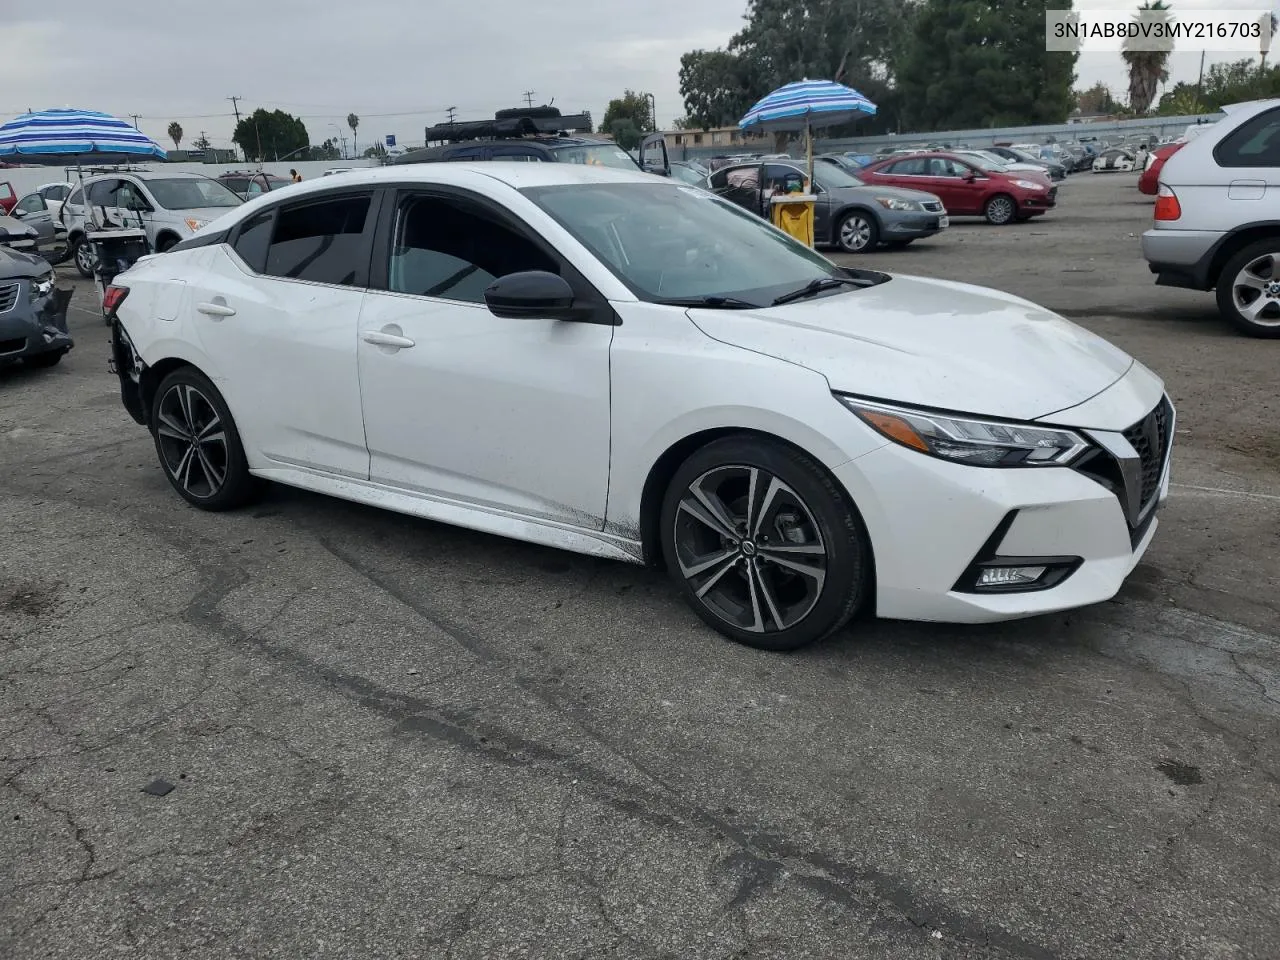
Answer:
[{"left": 770, "top": 193, "right": 817, "bottom": 247}]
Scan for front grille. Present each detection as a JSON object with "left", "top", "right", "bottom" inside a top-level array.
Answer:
[
  {"left": 1122, "top": 395, "right": 1173, "bottom": 512},
  {"left": 921, "top": 200, "right": 944, "bottom": 213},
  {"left": 0, "top": 281, "right": 19, "bottom": 313},
  {"left": 0, "top": 336, "right": 26, "bottom": 354}
]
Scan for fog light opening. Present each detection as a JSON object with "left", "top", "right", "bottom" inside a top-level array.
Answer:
[{"left": 976, "top": 565, "right": 1047, "bottom": 588}]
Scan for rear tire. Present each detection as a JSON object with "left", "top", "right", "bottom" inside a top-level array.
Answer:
[
  {"left": 659, "top": 435, "right": 870, "bottom": 651},
  {"left": 71, "top": 235, "right": 95, "bottom": 279},
  {"left": 150, "top": 367, "right": 261, "bottom": 510},
  {"left": 1215, "top": 240, "right": 1280, "bottom": 338}
]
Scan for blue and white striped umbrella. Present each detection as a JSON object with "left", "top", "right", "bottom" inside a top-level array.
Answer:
[
  {"left": 0, "top": 108, "right": 166, "bottom": 165},
  {"left": 739, "top": 80, "right": 877, "bottom": 132}
]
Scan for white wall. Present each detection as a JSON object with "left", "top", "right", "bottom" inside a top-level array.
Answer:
[{"left": 1, "top": 159, "right": 381, "bottom": 199}]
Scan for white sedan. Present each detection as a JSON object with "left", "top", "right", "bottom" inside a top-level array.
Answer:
[{"left": 105, "top": 164, "right": 1173, "bottom": 650}]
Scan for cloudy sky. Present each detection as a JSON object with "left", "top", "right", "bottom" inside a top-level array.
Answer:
[{"left": 2, "top": 0, "right": 1276, "bottom": 150}]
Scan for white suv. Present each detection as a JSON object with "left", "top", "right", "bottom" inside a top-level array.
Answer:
[
  {"left": 62, "top": 171, "right": 243, "bottom": 278},
  {"left": 1141, "top": 99, "right": 1280, "bottom": 337}
]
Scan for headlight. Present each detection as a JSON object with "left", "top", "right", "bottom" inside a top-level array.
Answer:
[
  {"left": 1013, "top": 179, "right": 1045, "bottom": 191},
  {"left": 29, "top": 277, "right": 53, "bottom": 302},
  {"left": 837, "top": 397, "right": 1089, "bottom": 467},
  {"left": 183, "top": 218, "right": 207, "bottom": 233},
  {"left": 875, "top": 197, "right": 921, "bottom": 211}
]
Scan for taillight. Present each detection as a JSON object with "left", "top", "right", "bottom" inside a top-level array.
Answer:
[
  {"left": 102, "top": 284, "right": 130, "bottom": 316},
  {"left": 1153, "top": 184, "right": 1181, "bottom": 221}
]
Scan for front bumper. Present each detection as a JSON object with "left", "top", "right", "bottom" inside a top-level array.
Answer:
[
  {"left": 1020, "top": 187, "right": 1057, "bottom": 211},
  {"left": 832, "top": 397, "right": 1172, "bottom": 624},
  {"left": 0, "top": 279, "right": 74, "bottom": 363},
  {"left": 882, "top": 210, "right": 947, "bottom": 239}
]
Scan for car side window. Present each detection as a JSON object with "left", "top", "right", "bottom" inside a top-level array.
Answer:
[
  {"left": 1214, "top": 109, "right": 1280, "bottom": 167},
  {"left": 387, "top": 194, "right": 557, "bottom": 304},
  {"left": 444, "top": 146, "right": 488, "bottom": 161},
  {"left": 763, "top": 164, "right": 804, "bottom": 193},
  {"left": 87, "top": 179, "right": 120, "bottom": 207},
  {"left": 231, "top": 210, "right": 274, "bottom": 273},
  {"left": 16, "top": 194, "right": 46, "bottom": 214},
  {"left": 68, "top": 186, "right": 84, "bottom": 206},
  {"left": 43, "top": 185, "right": 69, "bottom": 202},
  {"left": 264, "top": 194, "right": 372, "bottom": 286},
  {"left": 889, "top": 158, "right": 927, "bottom": 175}
]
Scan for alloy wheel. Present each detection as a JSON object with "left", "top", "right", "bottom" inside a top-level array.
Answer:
[
  {"left": 840, "top": 215, "right": 872, "bottom": 251},
  {"left": 75, "top": 240, "right": 96, "bottom": 276},
  {"left": 986, "top": 196, "right": 1015, "bottom": 225},
  {"left": 672, "top": 465, "right": 828, "bottom": 634},
  {"left": 1230, "top": 253, "right": 1280, "bottom": 328},
  {"left": 155, "top": 384, "right": 229, "bottom": 499}
]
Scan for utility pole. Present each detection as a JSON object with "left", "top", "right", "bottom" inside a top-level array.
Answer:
[
  {"left": 446, "top": 106, "right": 457, "bottom": 124},
  {"left": 523, "top": 90, "right": 536, "bottom": 107},
  {"left": 129, "top": 114, "right": 140, "bottom": 129},
  {"left": 227, "top": 96, "right": 242, "bottom": 126}
]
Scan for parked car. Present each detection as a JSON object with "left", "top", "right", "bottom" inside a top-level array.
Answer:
[
  {"left": 0, "top": 215, "right": 40, "bottom": 253},
  {"left": 669, "top": 160, "right": 710, "bottom": 187},
  {"left": 104, "top": 163, "right": 1172, "bottom": 650},
  {"left": 0, "top": 243, "right": 73, "bottom": 368},
  {"left": 709, "top": 158, "right": 948, "bottom": 252},
  {"left": 951, "top": 150, "right": 1053, "bottom": 181},
  {"left": 7, "top": 192, "right": 69, "bottom": 260},
  {"left": 1092, "top": 148, "right": 1136, "bottom": 173},
  {"left": 985, "top": 146, "right": 1067, "bottom": 181},
  {"left": 1143, "top": 97, "right": 1280, "bottom": 337},
  {"left": 0, "top": 180, "right": 15, "bottom": 214},
  {"left": 1138, "top": 141, "right": 1185, "bottom": 195},
  {"left": 34, "top": 182, "right": 73, "bottom": 218},
  {"left": 217, "top": 170, "right": 292, "bottom": 199},
  {"left": 61, "top": 170, "right": 244, "bottom": 278},
  {"left": 814, "top": 153, "right": 867, "bottom": 174},
  {"left": 860, "top": 152, "right": 1056, "bottom": 225}
]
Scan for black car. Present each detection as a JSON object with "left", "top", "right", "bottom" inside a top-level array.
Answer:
[
  {"left": 393, "top": 106, "right": 670, "bottom": 174},
  {"left": 0, "top": 241, "right": 73, "bottom": 369}
]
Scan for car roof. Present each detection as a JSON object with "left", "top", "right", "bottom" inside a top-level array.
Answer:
[
  {"left": 84, "top": 169, "right": 212, "bottom": 182},
  {"left": 250, "top": 161, "right": 657, "bottom": 198}
]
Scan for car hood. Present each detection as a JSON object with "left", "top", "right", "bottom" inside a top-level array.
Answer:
[
  {"left": 833, "top": 184, "right": 940, "bottom": 204},
  {"left": 0, "top": 245, "right": 52, "bottom": 280},
  {"left": 686, "top": 274, "right": 1135, "bottom": 422}
]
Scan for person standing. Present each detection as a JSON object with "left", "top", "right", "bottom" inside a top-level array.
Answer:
[{"left": 290, "top": 169, "right": 302, "bottom": 183}]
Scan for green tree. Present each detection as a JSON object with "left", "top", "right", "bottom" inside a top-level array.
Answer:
[
  {"left": 678, "top": 49, "right": 757, "bottom": 129},
  {"left": 362, "top": 141, "right": 387, "bottom": 159},
  {"left": 310, "top": 138, "right": 341, "bottom": 161},
  {"left": 166, "top": 121, "right": 183, "bottom": 151},
  {"left": 1075, "top": 81, "right": 1121, "bottom": 115},
  {"left": 1122, "top": 1, "right": 1174, "bottom": 114},
  {"left": 1260, "top": 12, "right": 1278, "bottom": 70},
  {"left": 602, "top": 91, "right": 652, "bottom": 134},
  {"left": 606, "top": 119, "right": 641, "bottom": 151},
  {"left": 896, "top": 0, "right": 1078, "bottom": 129},
  {"left": 347, "top": 113, "right": 359, "bottom": 157},
  {"left": 1160, "top": 58, "right": 1280, "bottom": 113},
  {"left": 233, "top": 109, "right": 309, "bottom": 162},
  {"left": 191, "top": 133, "right": 211, "bottom": 152}
]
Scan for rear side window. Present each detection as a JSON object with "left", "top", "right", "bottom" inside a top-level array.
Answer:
[
  {"left": 232, "top": 211, "right": 274, "bottom": 272},
  {"left": 1214, "top": 108, "right": 1280, "bottom": 167},
  {"left": 264, "top": 195, "right": 371, "bottom": 286}
]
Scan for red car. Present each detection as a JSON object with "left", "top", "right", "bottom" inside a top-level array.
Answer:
[
  {"left": 860, "top": 152, "right": 1057, "bottom": 225},
  {"left": 0, "top": 180, "right": 15, "bottom": 214},
  {"left": 1138, "top": 141, "right": 1185, "bottom": 196}
]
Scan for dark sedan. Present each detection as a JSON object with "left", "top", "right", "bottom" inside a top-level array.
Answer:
[{"left": 0, "top": 242, "right": 73, "bottom": 369}]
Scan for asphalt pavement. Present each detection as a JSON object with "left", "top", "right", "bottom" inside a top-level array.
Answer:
[{"left": 2, "top": 172, "right": 1277, "bottom": 960}]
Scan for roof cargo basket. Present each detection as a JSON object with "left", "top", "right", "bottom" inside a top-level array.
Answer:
[{"left": 424, "top": 106, "right": 593, "bottom": 143}]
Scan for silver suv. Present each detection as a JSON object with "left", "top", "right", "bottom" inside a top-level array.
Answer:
[
  {"left": 1142, "top": 99, "right": 1280, "bottom": 337},
  {"left": 62, "top": 171, "right": 243, "bottom": 278}
]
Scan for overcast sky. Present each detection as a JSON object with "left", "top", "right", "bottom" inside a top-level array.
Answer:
[{"left": 2, "top": 0, "right": 1276, "bottom": 150}]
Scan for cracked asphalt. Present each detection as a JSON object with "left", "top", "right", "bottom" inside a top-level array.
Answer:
[{"left": 2, "top": 173, "right": 1278, "bottom": 960}]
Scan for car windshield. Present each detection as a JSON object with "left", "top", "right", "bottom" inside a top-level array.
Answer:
[
  {"left": 812, "top": 163, "right": 864, "bottom": 188},
  {"left": 670, "top": 164, "right": 706, "bottom": 186},
  {"left": 961, "top": 154, "right": 1008, "bottom": 172},
  {"left": 523, "top": 182, "right": 850, "bottom": 305},
  {"left": 144, "top": 177, "right": 242, "bottom": 210},
  {"left": 550, "top": 143, "right": 640, "bottom": 171}
]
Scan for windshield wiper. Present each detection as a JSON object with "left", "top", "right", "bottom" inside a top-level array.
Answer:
[
  {"left": 657, "top": 295, "right": 760, "bottom": 309},
  {"left": 770, "top": 276, "right": 865, "bottom": 306}
]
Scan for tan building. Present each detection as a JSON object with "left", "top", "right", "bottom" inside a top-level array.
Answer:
[{"left": 664, "top": 126, "right": 768, "bottom": 150}]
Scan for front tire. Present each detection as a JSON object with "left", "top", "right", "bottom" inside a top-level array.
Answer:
[
  {"left": 1216, "top": 241, "right": 1280, "bottom": 338},
  {"left": 836, "top": 211, "right": 879, "bottom": 253},
  {"left": 71, "top": 235, "right": 95, "bottom": 279},
  {"left": 150, "top": 368, "right": 260, "bottom": 510},
  {"left": 659, "top": 436, "right": 870, "bottom": 651},
  {"left": 984, "top": 194, "right": 1017, "bottom": 225}
]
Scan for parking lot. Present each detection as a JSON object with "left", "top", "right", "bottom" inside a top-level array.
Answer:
[{"left": 2, "top": 171, "right": 1278, "bottom": 959}]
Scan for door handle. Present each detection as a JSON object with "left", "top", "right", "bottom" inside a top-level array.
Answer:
[
  {"left": 196, "top": 301, "right": 236, "bottom": 318},
  {"left": 362, "top": 330, "right": 415, "bottom": 349}
]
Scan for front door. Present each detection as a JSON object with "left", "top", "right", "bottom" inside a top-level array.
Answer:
[
  {"left": 355, "top": 187, "right": 613, "bottom": 528},
  {"left": 638, "top": 133, "right": 670, "bottom": 176},
  {"left": 12, "top": 193, "right": 56, "bottom": 247},
  {"left": 185, "top": 190, "right": 378, "bottom": 478}
]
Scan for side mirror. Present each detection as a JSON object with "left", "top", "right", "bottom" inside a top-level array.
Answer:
[
  {"left": 10, "top": 208, "right": 24, "bottom": 218},
  {"left": 0, "top": 227, "right": 9, "bottom": 243},
  {"left": 484, "top": 271, "right": 576, "bottom": 320}
]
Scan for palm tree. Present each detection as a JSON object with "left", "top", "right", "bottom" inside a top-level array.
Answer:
[
  {"left": 167, "top": 121, "right": 183, "bottom": 152},
  {"left": 1122, "top": 1, "right": 1174, "bottom": 114},
  {"left": 347, "top": 113, "right": 359, "bottom": 159}
]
